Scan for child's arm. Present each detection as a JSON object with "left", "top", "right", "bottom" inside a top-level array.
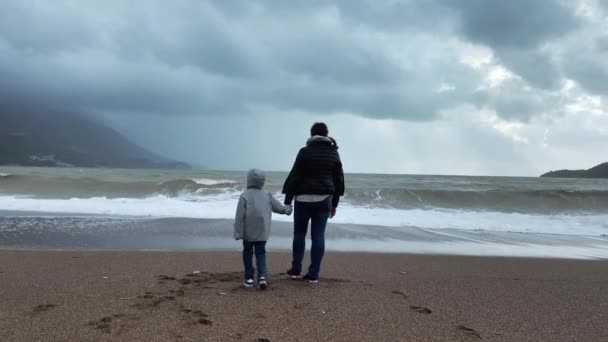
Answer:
[
  {"left": 234, "top": 194, "right": 246, "bottom": 240},
  {"left": 269, "top": 193, "right": 292, "bottom": 215}
]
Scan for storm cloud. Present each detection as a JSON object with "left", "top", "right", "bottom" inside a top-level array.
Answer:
[{"left": 1, "top": 0, "right": 607, "bottom": 174}]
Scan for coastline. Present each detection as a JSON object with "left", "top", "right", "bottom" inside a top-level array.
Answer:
[
  {"left": 1, "top": 250, "right": 607, "bottom": 341},
  {"left": 2, "top": 212, "right": 608, "bottom": 259}
]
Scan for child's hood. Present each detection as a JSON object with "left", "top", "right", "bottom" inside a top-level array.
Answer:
[{"left": 247, "top": 169, "right": 266, "bottom": 189}]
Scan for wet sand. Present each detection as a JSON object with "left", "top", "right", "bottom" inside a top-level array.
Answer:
[{"left": 0, "top": 250, "right": 607, "bottom": 341}]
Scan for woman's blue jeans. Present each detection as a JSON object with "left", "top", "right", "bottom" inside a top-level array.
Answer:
[{"left": 291, "top": 197, "right": 331, "bottom": 279}]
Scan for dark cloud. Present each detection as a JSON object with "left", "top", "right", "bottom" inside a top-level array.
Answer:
[
  {"left": 440, "top": 0, "right": 579, "bottom": 91},
  {"left": 3, "top": 0, "right": 605, "bottom": 174},
  {"left": 441, "top": 0, "right": 579, "bottom": 49},
  {"left": 272, "top": 35, "right": 402, "bottom": 86},
  {"left": 494, "top": 48, "right": 563, "bottom": 90},
  {"left": 473, "top": 80, "right": 546, "bottom": 121},
  {"left": 561, "top": 32, "right": 608, "bottom": 96},
  {"left": 0, "top": 1, "right": 99, "bottom": 53},
  {"left": 0, "top": 0, "right": 604, "bottom": 125},
  {"left": 110, "top": 12, "right": 262, "bottom": 79},
  {"left": 563, "top": 54, "right": 608, "bottom": 95},
  {"left": 321, "top": 0, "right": 456, "bottom": 32},
  {"left": 596, "top": 36, "right": 608, "bottom": 51},
  {"left": 0, "top": 0, "right": 474, "bottom": 121}
]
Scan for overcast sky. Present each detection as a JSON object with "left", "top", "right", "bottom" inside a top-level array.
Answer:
[{"left": 1, "top": 0, "right": 607, "bottom": 175}]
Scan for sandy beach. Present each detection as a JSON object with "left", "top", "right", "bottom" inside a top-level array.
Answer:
[{"left": 0, "top": 250, "right": 607, "bottom": 341}]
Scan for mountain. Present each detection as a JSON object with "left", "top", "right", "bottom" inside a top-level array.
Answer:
[
  {"left": 541, "top": 162, "right": 608, "bottom": 179},
  {"left": 0, "top": 107, "right": 190, "bottom": 169}
]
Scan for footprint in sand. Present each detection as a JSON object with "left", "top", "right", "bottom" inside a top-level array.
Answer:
[
  {"left": 196, "top": 318, "right": 213, "bottom": 325},
  {"left": 179, "top": 278, "right": 192, "bottom": 285},
  {"left": 456, "top": 325, "right": 482, "bottom": 339},
  {"left": 158, "top": 272, "right": 242, "bottom": 289},
  {"left": 410, "top": 305, "right": 432, "bottom": 314},
  {"left": 141, "top": 292, "right": 156, "bottom": 299},
  {"left": 131, "top": 292, "right": 174, "bottom": 309},
  {"left": 169, "top": 331, "right": 185, "bottom": 339},
  {"left": 87, "top": 313, "right": 139, "bottom": 334},
  {"left": 168, "top": 288, "right": 186, "bottom": 297},
  {"left": 32, "top": 304, "right": 57, "bottom": 315},
  {"left": 391, "top": 290, "right": 408, "bottom": 299},
  {"left": 190, "top": 310, "right": 209, "bottom": 318},
  {"left": 253, "top": 312, "right": 267, "bottom": 319},
  {"left": 180, "top": 307, "right": 212, "bottom": 326},
  {"left": 88, "top": 317, "right": 112, "bottom": 334},
  {"left": 318, "top": 277, "right": 350, "bottom": 283},
  {"left": 293, "top": 302, "right": 309, "bottom": 310}
]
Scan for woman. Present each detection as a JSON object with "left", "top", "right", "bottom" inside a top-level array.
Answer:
[{"left": 282, "top": 122, "right": 345, "bottom": 283}]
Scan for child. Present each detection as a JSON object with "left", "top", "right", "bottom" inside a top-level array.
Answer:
[{"left": 234, "top": 169, "right": 292, "bottom": 289}]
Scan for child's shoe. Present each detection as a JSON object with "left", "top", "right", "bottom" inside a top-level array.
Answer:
[
  {"left": 243, "top": 279, "right": 254, "bottom": 288},
  {"left": 259, "top": 277, "right": 268, "bottom": 290}
]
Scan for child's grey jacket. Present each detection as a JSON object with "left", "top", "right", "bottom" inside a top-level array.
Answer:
[{"left": 234, "top": 169, "right": 291, "bottom": 241}]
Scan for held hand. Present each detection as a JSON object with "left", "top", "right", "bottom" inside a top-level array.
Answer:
[
  {"left": 285, "top": 205, "right": 293, "bottom": 216},
  {"left": 330, "top": 207, "right": 336, "bottom": 219}
]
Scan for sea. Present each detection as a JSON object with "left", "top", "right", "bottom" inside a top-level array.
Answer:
[{"left": 1, "top": 167, "right": 608, "bottom": 259}]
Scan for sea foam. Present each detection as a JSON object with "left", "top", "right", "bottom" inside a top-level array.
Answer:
[
  {"left": 0, "top": 194, "right": 606, "bottom": 236},
  {"left": 191, "top": 178, "right": 238, "bottom": 186}
]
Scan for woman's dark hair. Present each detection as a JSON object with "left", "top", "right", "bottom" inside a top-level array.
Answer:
[{"left": 310, "top": 122, "right": 329, "bottom": 137}]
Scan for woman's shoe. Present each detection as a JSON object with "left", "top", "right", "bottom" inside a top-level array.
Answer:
[
  {"left": 286, "top": 268, "right": 302, "bottom": 279},
  {"left": 303, "top": 274, "right": 319, "bottom": 284}
]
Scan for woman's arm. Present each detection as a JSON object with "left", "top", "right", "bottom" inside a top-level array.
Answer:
[
  {"left": 332, "top": 157, "right": 345, "bottom": 209},
  {"left": 282, "top": 149, "right": 305, "bottom": 205}
]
